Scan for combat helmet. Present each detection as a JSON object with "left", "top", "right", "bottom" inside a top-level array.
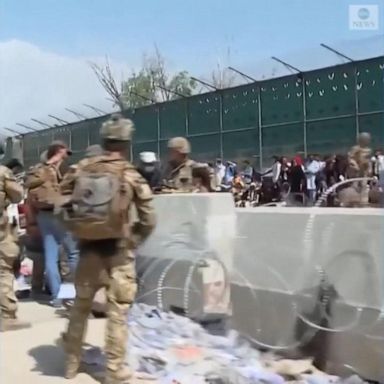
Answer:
[
  {"left": 167, "top": 137, "right": 191, "bottom": 154},
  {"left": 100, "top": 113, "right": 134, "bottom": 141},
  {"left": 358, "top": 132, "right": 371, "bottom": 146}
]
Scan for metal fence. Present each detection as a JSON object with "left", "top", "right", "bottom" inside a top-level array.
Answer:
[{"left": 16, "top": 56, "right": 384, "bottom": 169}]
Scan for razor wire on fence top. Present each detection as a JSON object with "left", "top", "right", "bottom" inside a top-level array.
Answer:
[{"left": 7, "top": 55, "right": 384, "bottom": 169}]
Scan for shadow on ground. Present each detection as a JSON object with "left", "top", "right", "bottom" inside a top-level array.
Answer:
[
  {"left": 29, "top": 344, "right": 66, "bottom": 377},
  {"left": 28, "top": 344, "right": 105, "bottom": 383}
]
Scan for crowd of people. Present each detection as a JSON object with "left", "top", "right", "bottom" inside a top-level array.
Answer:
[
  {"left": 205, "top": 133, "right": 383, "bottom": 207},
  {"left": 132, "top": 132, "right": 382, "bottom": 208}
]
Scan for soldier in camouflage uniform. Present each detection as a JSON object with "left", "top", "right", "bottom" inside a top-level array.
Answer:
[
  {"left": 0, "top": 142, "right": 31, "bottom": 332},
  {"left": 162, "top": 137, "right": 196, "bottom": 192},
  {"left": 347, "top": 132, "right": 372, "bottom": 205},
  {"left": 59, "top": 114, "right": 156, "bottom": 383}
]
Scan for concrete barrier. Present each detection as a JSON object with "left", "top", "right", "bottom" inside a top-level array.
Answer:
[
  {"left": 136, "top": 196, "right": 384, "bottom": 381},
  {"left": 233, "top": 206, "right": 384, "bottom": 381},
  {"left": 235, "top": 207, "right": 384, "bottom": 309}
]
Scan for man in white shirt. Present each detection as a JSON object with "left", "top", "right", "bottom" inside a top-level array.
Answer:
[
  {"left": 271, "top": 156, "right": 281, "bottom": 184},
  {"left": 305, "top": 155, "right": 321, "bottom": 205},
  {"left": 372, "top": 149, "right": 384, "bottom": 178},
  {"left": 214, "top": 159, "right": 226, "bottom": 187}
]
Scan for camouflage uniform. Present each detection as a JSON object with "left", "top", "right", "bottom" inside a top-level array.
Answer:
[
  {"left": 163, "top": 137, "right": 196, "bottom": 192},
  {"left": 60, "top": 114, "right": 156, "bottom": 383},
  {"left": 0, "top": 164, "right": 31, "bottom": 331},
  {"left": 347, "top": 132, "right": 372, "bottom": 205},
  {"left": 27, "top": 150, "right": 48, "bottom": 293}
]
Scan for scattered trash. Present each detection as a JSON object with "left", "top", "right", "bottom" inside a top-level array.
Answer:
[{"left": 82, "top": 303, "right": 367, "bottom": 383}]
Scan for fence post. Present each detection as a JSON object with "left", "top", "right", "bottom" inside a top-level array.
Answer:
[
  {"left": 354, "top": 64, "right": 360, "bottom": 137},
  {"left": 218, "top": 91, "right": 224, "bottom": 159},
  {"left": 257, "top": 84, "right": 263, "bottom": 170},
  {"left": 156, "top": 106, "right": 161, "bottom": 159},
  {"left": 302, "top": 75, "right": 308, "bottom": 157},
  {"left": 185, "top": 99, "right": 189, "bottom": 138}
]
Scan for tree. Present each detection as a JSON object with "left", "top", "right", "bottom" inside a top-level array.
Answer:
[
  {"left": 210, "top": 47, "right": 236, "bottom": 89},
  {"left": 90, "top": 48, "right": 197, "bottom": 110},
  {"left": 89, "top": 57, "right": 125, "bottom": 111},
  {"left": 211, "top": 64, "right": 237, "bottom": 89}
]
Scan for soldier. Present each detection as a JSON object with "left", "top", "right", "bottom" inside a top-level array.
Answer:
[
  {"left": 163, "top": 136, "right": 195, "bottom": 192},
  {"left": 0, "top": 142, "right": 31, "bottom": 332},
  {"left": 59, "top": 114, "right": 156, "bottom": 383},
  {"left": 347, "top": 132, "right": 372, "bottom": 205},
  {"left": 26, "top": 150, "right": 48, "bottom": 295},
  {"left": 348, "top": 132, "right": 372, "bottom": 178},
  {"left": 59, "top": 144, "right": 103, "bottom": 289}
]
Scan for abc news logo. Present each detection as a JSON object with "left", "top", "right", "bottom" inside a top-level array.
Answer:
[{"left": 349, "top": 5, "right": 379, "bottom": 30}]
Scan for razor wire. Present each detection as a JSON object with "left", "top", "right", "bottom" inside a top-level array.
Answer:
[{"left": 134, "top": 179, "right": 383, "bottom": 359}]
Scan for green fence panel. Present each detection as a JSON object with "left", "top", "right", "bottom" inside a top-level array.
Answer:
[
  {"left": 17, "top": 57, "right": 384, "bottom": 170},
  {"left": 189, "top": 134, "right": 220, "bottom": 161},
  {"left": 70, "top": 122, "right": 90, "bottom": 152},
  {"left": 222, "top": 84, "right": 258, "bottom": 131},
  {"left": 359, "top": 113, "right": 384, "bottom": 149},
  {"left": 222, "top": 129, "right": 259, "bottom": 162},
  {"left": 69, "top": 152, "right": 84, "bottom": 165},
  {"left": 3, "top": 137, "right": 13, "bottom": 163},
  {"left": 262, "top": 123, "right": 304, "bottom": 166},
  {"left": 305, "top": 64, "right": 355, "bottom": 119},
  {"left": 261, "top": 76, "right": 303, "bottom": 125},
  {"left": 159, "top": 99, "right": 187, "bottom": 139},
  {"left": 88, "top": 118, "right": 103, "bottom": 145},
  {"left": 23, "top": 133, "right": 40, "bottom": 165},
  {"left": 132, "top": 106, "right": 158, "bottom": 143},
  {"left": 307, "top": 117, "right": 356, "bottom": 155},
  {"left": 357, "top": 57, "right": 384, "bottom": 113},
  {"left": 132, "top": 141, "right": 158, "bottom": 163},
  {"left": 37, "top": 130, "right": 54, "bottom": 154},
  {"left": 159, "top": 140, "right": 169, "bottom": 159},
  {"left": 52, "top": 126, "right": 71, "bottom": 146},
  {"left": 188, "top": 93, "right": 220, "bottom": 135}
]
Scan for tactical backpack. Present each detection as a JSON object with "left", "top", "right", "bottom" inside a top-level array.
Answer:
[
  {"left": 25, "top": 164, "right": 61, "bottom": 210},
  {"left": 62, "top": 159, "right": 130, "bottom": 240}
]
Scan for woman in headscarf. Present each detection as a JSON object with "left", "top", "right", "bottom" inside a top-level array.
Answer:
[
  {"left": 289, "top": 156, "right": 306, "bottom": 194},
  {"left": 192, "top": 165, "right": 213, "bottom": 193}
]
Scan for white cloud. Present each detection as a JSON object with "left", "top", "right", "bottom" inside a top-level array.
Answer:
[{"left": 0, "top": 40, "right": 127, "bottom": 134}]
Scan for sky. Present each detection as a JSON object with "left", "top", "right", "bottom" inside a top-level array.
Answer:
[{"left": 0, "top": 0, "right": 383, "bottom": 132}]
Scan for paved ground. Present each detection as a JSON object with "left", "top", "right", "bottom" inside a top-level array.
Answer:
[{"left": 0, "top": 300, "right": 154, "bottom": 383}]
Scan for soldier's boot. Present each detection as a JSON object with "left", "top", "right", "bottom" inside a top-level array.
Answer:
[
  {"left": 104, "top": 367, "right": 132, "bottom": 384},
  {"left": 64, "top": 354, "right": 81, "bottom": 380},
  {"left": 57, "top": 332, "right": 82, "bottom": 380},
  {"left": 0, "top": 318, "right": 31, "bottom": 332}
]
